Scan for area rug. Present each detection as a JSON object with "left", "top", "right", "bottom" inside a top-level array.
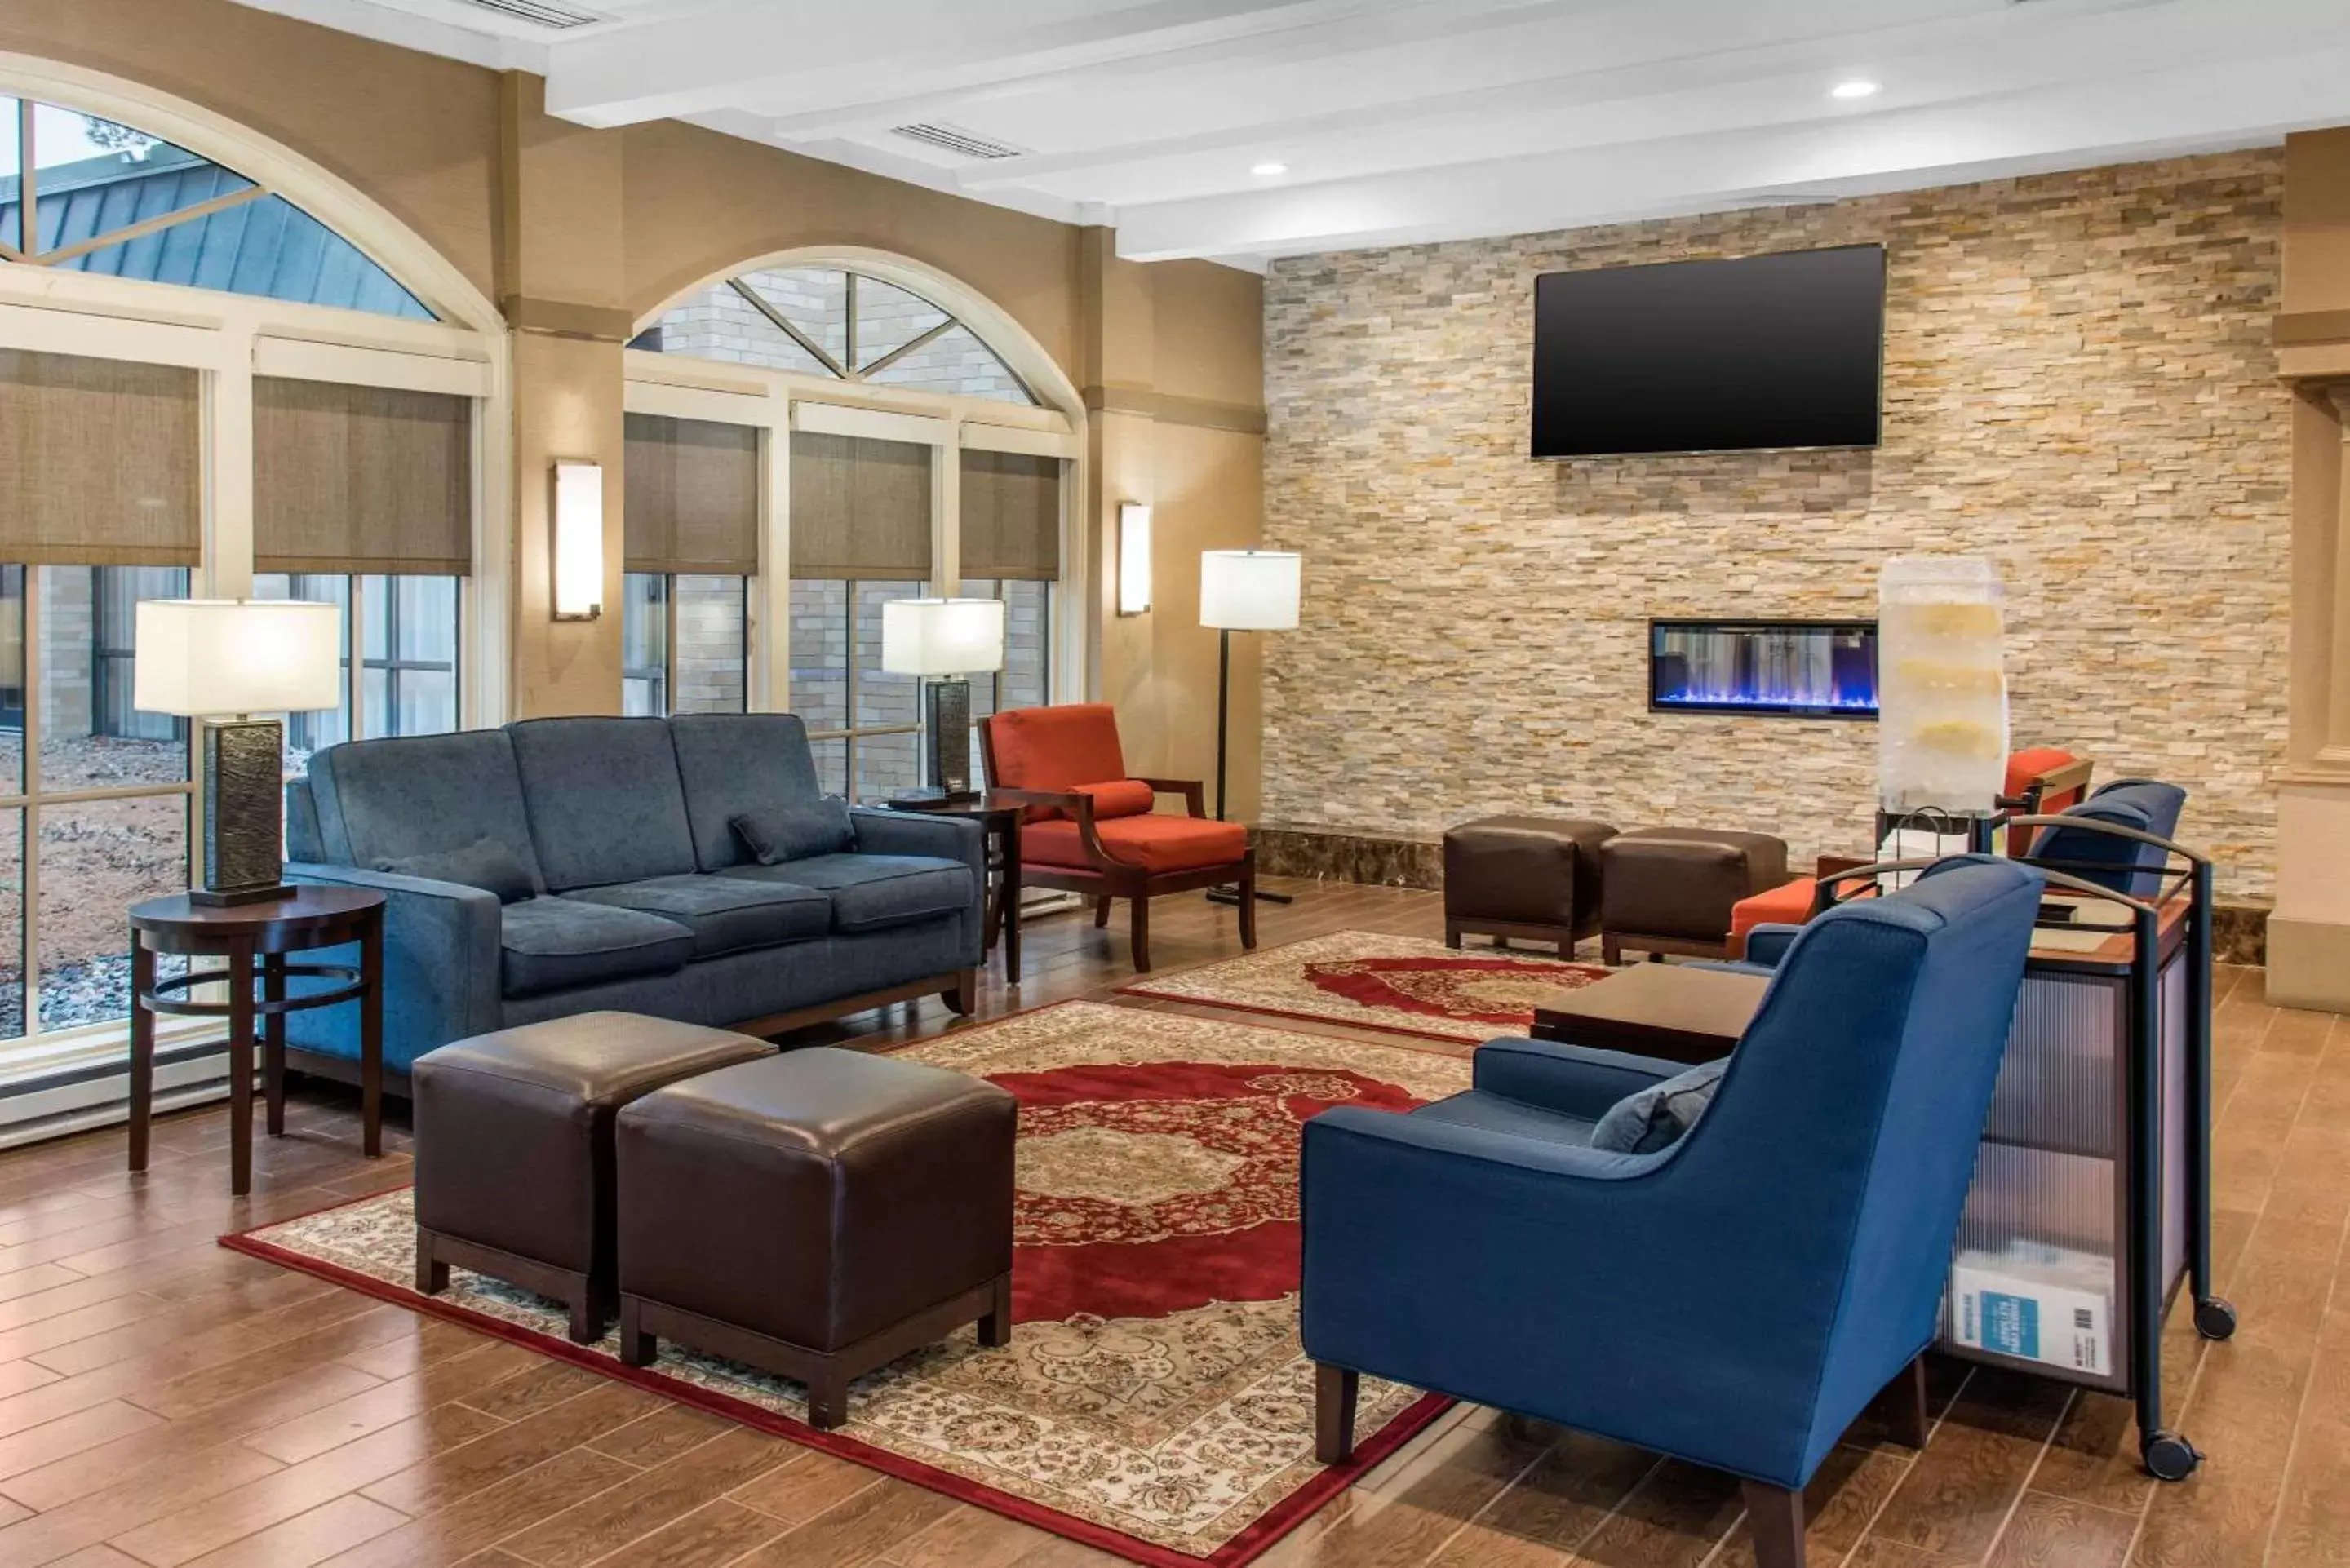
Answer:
[
  {"left": 222, "top": 1002, "right": 1467, "bottom": 1568},
  {"left": 1120, "top": 929, "right": 1609, "bottom": 1044}
]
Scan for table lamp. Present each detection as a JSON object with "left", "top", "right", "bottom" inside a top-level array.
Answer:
[
  {"left": 882, "top": 596, "right": 1005, "bottom": 800},
  {"left": 1200, "top": 549, "right": 1301, "bottom": 906},
  {"left": 135, "top": 599, "right": 343, "bottom": 905}
]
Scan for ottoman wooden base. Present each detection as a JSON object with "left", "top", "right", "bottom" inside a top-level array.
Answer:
[
  {"left": 416, "top": 1227, "right": 604, "bottom": 1345},
  {"left": 619, "top": 1274, "right": 1013, "bottom": 1429}
]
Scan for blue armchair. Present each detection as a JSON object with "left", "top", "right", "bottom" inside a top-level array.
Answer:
[{"left": 1300, "top": 857, "right": 2045, "bottom": 1568}]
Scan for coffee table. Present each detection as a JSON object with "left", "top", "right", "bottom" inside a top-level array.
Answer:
[{"left": 1528, "top": 963, "right": 1767, "bottom": 1065}]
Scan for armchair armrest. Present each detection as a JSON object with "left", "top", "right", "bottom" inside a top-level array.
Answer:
[
  {"left": 1135, "top": 777, "right": 1208, "bottom": 817},
  {"left": 988, "top": 786, "right": 1120, "bottom": 871},
  {"left": 1472, "top": 1037, "right": 1688, "bottom": 1118},
  {"left": 1743, "top": 924, "right": 1802, "bottom": 968},
  {"left": 284, "top": 863, "right": 504, "bottom": 1073}
]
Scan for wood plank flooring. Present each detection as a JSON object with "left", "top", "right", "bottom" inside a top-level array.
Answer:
[{"left": 0, "top": 879, "right": 2332, "bottom": 1567}]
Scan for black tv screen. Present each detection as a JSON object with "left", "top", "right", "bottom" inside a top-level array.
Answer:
[{"left": 1531, "top": 244, "right": 1885, "bottom": 458}]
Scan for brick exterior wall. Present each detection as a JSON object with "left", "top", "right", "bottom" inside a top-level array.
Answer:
[{"left": 1261, "top": 151, "right": 2290, "bottom": 901}]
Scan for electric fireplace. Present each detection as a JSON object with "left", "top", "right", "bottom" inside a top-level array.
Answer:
[{"left": 1648, "top": 618, "right": 1878, "bottom": 719}]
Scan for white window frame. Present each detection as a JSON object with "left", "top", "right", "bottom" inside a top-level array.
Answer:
[
  {"left": 0, "top": 62, "right": 508, "bottom": 1114},
  {"left": 622, "top": 332, "right": 1084, "bottom": 789}
]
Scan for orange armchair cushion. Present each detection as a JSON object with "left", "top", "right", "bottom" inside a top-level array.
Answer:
[
  {"left": 1025, "top": 815, "right": 1248, "bottom": 875},
  {"left": 1073, "top": 780, "right": 1156, "bottom": 820},
  {"left": 1729, "top": 879, "right": 1817, "bottom": 959},
  {"left": 2005, "top": 746, "right": 2087, "bottom": 855},
  {"left": 985, "top": 704, "right": 1155, "bottom": 822}
]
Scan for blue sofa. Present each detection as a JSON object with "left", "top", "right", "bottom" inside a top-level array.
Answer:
[
  {"left": 1299, "top": 857, "right": 2045, "bottom": 1568},
  {"left": 282, "top": 713, "right": 986, "bottom": 1081}
]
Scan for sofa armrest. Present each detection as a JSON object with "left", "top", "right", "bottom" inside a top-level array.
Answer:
[
  {"left": 1471, "top": 1037, "right": 1689, "bottom": 1118},
  {"left": 284, "top": 863, "right": 504, "bottom": 1074},
  {"left": 848, "top": 809, "right": 987, "bottom": 966}
]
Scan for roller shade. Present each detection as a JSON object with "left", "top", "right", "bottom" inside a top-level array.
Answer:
[
  {"left": 255, "top": 377, "right": 472, "bottom": 574},
  {"left": 787, "top": 429, "right": 931, "bottom": 579},
  {"left": 625, "top": 414, "right": 760, "bottom": 576},
  {"left": 0, "top": 349, "right": 200, "bottom": 566},
  {"left": 959, "top": 449, "right": 1061, "bottom": 581}
]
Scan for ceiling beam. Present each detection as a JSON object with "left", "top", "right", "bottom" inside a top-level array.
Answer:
[
  {"left": 544, "top": 0, "right": 1390, "bottom": 129},
  {"left": 956, "top": 0, "right": 2278, "bottom": 193},
  {"left": 1112, "top": 44, "right": 2348, "bottom": 260}
]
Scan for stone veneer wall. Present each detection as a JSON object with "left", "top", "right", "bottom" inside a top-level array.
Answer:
[{"left": 1261, "top": 151, "right": 2290, "bottom": 901}]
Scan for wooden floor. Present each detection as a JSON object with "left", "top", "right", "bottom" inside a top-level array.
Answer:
[{"left": 0, "top": 879, "right": 2334, "bottom": 1568}]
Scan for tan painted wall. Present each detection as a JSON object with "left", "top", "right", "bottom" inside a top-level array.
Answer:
[{"left": 0, "top": 0, "right": 1270, "bottom": 791}]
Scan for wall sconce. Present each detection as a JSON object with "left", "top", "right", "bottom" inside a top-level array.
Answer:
[
  {"left": 551, "top": 460, "right": 604, "bottom": 622},
  {"left": 1118, "top": 503, "right": 1152, "bottom": 615}
]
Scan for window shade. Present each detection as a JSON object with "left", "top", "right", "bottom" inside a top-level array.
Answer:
[
  {"left": 625, "top": 414, "right": 760, "bottom": 576},
  {"left": 0, "top": 349, "right": 200, "bottom": 566},
  {"left": 788, "top": 430, "right": 932, "bottom": 579},
  {"left": 255, "top": 378, "right": 472, "bottom": 574},
  {"left": 959, "top": 450, "right": 1061, "bottom": 580}
]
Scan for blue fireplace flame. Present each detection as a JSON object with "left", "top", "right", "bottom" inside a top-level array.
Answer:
[{"left": 1650, "top": 620, "right": 1878, "bottom": 719}]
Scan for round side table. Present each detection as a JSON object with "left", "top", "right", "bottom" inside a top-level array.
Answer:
[{"left": 127, "top": 886, "right": 388, "bottom": 1196}]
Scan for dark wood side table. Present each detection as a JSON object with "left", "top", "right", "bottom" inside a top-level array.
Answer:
[
  {"left": 127, "top": 885, "right": 387, "bottom": 1196},
  {"left": 882, "top": 791, "right": 1023, "bottom": 981},
  {"left": 1528, "top": 963, "right": 1769, "bottom": 1065}
]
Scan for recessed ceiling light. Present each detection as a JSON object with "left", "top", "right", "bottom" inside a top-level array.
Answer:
[
  {"left": 1830, "top": 80, "right": 1880, "bottom": 100},
  {"left": 1251, "top": 161, "right": 1288, "bottom": 177}
]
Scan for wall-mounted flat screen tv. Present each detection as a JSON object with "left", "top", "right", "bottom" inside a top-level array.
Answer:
[{"left": 1532, "top": 243, "right": 1885, "bottom": 458}]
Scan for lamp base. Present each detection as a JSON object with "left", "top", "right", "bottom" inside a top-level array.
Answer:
[
  {"left": 923, "top": 679, "right": 974, "bottom": 795},
  {"left": 198, "top": 716, "right": 288, "bottom": 907},
  {"left": 1207, "top": 884, "right": 1293, "bottom": 907}
]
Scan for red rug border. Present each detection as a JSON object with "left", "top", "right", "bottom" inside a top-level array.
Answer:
[
  {"left": 1115, "top": 932, "right": 1607, "bottom": 1046},
  {"left": 219, "top": 1183, "right": 1452, "bottom": 1568}
]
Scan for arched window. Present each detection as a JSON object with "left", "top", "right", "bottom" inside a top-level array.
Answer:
[
  {"left": 0, "top": 76, "right": 495, "bottom": 1068},
  {"left": 626, "top": 257, "right": 1078, "bottom": 802},
  {"left": 1, "top": 98, "right": 432, "bottom": 320},
  {"left": 636, "top": 266, "right": 1035, "bottom": 405}
]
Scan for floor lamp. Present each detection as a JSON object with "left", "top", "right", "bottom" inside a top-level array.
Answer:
[{"left": 1200, "top": 549, "right": 1300, "bottom": 907}]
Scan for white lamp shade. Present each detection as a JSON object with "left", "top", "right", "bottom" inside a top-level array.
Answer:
[
  {"left": 881, "top": 597, "right": 1005, "bottom": 676},
  {"left": 1200, "top": 550, "right": 1301, "bottom": 631},
  {"left": 133, "top": 599, "right": 343, "bottom": 716}
]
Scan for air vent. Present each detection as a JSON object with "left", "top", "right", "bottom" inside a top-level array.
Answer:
[
  {"left": 889, "top": 122, "right": 1026, "bottom": 161},
  {"left": 457, "top": 0, "right": 605, "bottom": 27}
]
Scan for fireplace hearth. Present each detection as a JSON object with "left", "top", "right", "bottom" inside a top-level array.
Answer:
[{"left": 1649, "top": 618, "right": 1878, "bottom": 719}]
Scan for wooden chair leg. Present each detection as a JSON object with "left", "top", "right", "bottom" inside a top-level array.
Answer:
[
  {"left": 1444, "top": 921, "right": 1461, "bottom": 949},
  {"left": 1879, "top": 1356, "right": 1931, "bottom": 1449},
  {"left": 806, "top": 1371, "right": 850, "bottom": 1431},
  {"left": 1741, "top": 1480, "right": 1806, "bottom": 1568},
  {"left": 1315, "top": 1364, "right": 1359, "bottom": 1464},
  {"left": 1093, "top": 895, "right": 1112, "bottom": 928},
  {"left": 567, "top": 1287, "right": 604, "bottom": 1346},
  {"left": 1129, "top": 894, "right": 1152, "bottom": 972},
  {"left": 1602, "top": 933, "right": 1622, "bottom": 966},
  {"left": 1237, "top": 861, "right": 1258, "bottom": 949},
  {"left": 618, "top": 1297, "right": 657, "bottom": 1366}
]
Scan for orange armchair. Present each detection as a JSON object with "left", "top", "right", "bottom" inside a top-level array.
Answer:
[{"left": 978, "top": 703, "right": 1256, "bottom": 973}]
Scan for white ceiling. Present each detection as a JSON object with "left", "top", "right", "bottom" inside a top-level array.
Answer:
[{"left": 227, "top": 0, "right": 2350, "bottom": 268}]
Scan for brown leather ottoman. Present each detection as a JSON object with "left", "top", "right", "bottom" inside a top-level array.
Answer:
[
  {"left": 615, "top": 1047, "right": 1017, "bottom": 1430},
  {"left": 1443, "top": 815, "right": 1619, "bottom": 955},
  {"left": 1598, "top": 827, "right": 1790, "bottom": 963},
  {"left": 412, "top": 1012, "right": 771, "bottom": 1344}
]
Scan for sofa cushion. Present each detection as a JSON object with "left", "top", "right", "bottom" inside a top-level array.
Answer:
[
  {"left": 669, "top": 713, "right": 827, "bottom": 871},
  {"left": 1589, "top": 1058, "right": 1730, "bottom": 1154},
  {"left": 1024, "top": 814, "right": 1248, "bottom": 875},
  {"left": 724, "top": 853, "right": 974, "bottom": 933},
  {"left": 508, "top": 717, "right": 698, "bottom": 892},
  {"left": 733, "top": 798, "right": 855, "bottom": 866},
  {"left": 308, "top": 729, "right": 545, "bottom": 892},
  {"left": 375, "top": 836, "right": 537, "bottom": 905},
  {"left": 499, "top": 897, "right": 696, "bottom": 999},
  {"left": 565, "top": 875, "right": 831, "bottom": 959}
]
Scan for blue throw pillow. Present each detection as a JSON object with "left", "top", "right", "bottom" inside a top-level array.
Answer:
[
  {"left": 374, "top": 835, "right": 535, "bottom": 904},
  {"left": 1589, "top": 1058, "right": 1731, "bottom": 1154},
  {"left": 733, "top": 798, "right": 856, "bottom": 865}
]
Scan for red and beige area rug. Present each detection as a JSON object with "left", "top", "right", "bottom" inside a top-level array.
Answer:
[
  {"left": 1121, "top": 929, "right": 1610, "bottom": 1044},
  {"left": 223, "top": 1001, "right": 1468, "bottom": 1568}
]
